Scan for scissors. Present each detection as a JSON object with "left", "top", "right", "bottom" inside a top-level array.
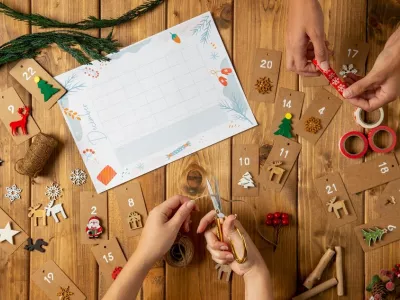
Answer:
[{"left": 206, "top": 178, "right": 248, "bottom": 264}]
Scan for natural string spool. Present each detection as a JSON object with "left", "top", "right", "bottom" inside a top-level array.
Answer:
[
  {"left": 164, "top": 234, "right": 194, "bottom": 268},
  {"left": 15, "top": 133, "right": 58, "bottom": 178}
]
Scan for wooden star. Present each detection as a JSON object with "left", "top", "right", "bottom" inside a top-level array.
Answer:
[
  {"left": 0, "top": 222, "right": 20, "bottom": 244},
  {"left": 57, "top": 286, "right": 74, "bottom": 300}
]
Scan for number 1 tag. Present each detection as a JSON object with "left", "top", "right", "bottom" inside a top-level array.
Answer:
[
  {"left": 250, "top": 48, "right": 282, "bottom": 103},
  {"left": 115, "top": 181, "right": 148, "bottom": 237},
  {"left": 79, "top": 192, "right": 108, "bottom": 244},
  {"left": 314, "top": 172, "right": 357, "bottom": 228},
  {"left": 232, "top": 144, "right": 259, "bottom": 197},
  {"left": 32, "top": 260, "right": 86, "bottom": 300},
  {"left": 91, "top": 238, "right": 127, "bottom": 275},
  {"left": 343, "top": 154, "right": 400, "bottom": 194}
]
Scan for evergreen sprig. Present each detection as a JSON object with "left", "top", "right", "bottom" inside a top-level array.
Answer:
[
  {"left": 0, "top": 31, "right": 119, "bottom": 66},
  {"left": 0, "top": 0, "right": 164, "bottom": 30}
]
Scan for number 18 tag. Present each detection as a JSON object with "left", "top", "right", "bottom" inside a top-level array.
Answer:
[{"left": 32, "top": 260, "right": 86, "bottom": 300}]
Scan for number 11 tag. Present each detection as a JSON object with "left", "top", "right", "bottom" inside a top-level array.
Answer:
[
  {"left": 115, "top": 181, "right": 148, "bottom": 237},
  {"left": 32, "top": 260, "right": 86, "bottom": 300}
]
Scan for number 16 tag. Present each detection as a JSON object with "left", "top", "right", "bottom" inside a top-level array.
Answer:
[
  {"left": 115, "top": 181, "right": 148, "bottom": 237},
  {"left": 32, "top": 260, "right": 86, "bottom": 300},
  {"left": 79, "top": 192, "right": 108, "bottom": 244}
]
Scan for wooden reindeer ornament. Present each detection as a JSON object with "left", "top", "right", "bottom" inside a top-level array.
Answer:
[
  {"left": 28, "top": 203, "right": 47, "bottom": 226},
  {"left": 9, "top": 106, "right": 30, "bottom": 136},
  {"left": 215, "top": 264, "right": 232, "bottom": 282},
  {"left": 326, "top": 197, "right": 349, "bottom": 219},
  {"left": 45, "top": 199, "right": 68, "bottom": 223},
  {"left": 267, "top": 161, "right": 286, "bottom": 184}
]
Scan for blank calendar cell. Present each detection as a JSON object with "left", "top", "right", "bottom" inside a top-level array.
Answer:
[
  {"left": 136, "top": 65, "right": 154, "bottom": 80},
  {"left": 125, "top": 82, "right": 145, "bottom": 98},
  {"left": 186, "top": 58, "right": 205, "bottom": 72},
  {"left": 181, "top": 45, "right": 199, "bottom": 61},
  {"left": 151, "top": 57, "right": 169, "bottom": 74},
  {"left": 127, "top": 94, "right": 147, "bottom": 107},
  {"left": 171, "top": 64, "right": 190, "bottom": 78},
  {"left": 167, "top": 51, "right": 184, "bottom": 66},
  {"left": 191, "top": 67, "right": 210, "bottom": 82},
  {"left": 140, "top": 76, "right": 159, "bottom": 91},
  {"left": 195, "top": 78, "right": 215, "bottom": 92},
  {"left": 180, "top": 84, "right": 200, "bottom": 101},
  {"left": 150, "top": 98, "right": 168, "bottom": 114},
  {"left": 144, "top": 88, "right": 163, "bottom": 103},
  {"left": 160, "top": 80, "right": 179, "bottom": 95},
  {"left": 164, "top": 91, "right": 184, "bottom": 106},
  {"left": 174, "top": 74, "right": 194, "bottom": 89}
]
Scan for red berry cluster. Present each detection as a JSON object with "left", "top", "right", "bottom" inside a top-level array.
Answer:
[
  {"left": 265, "top": 212, "right": 290, "bottom": 227},
  {"left": 381, "top": 264, "right": 400, "bottom": 281},
  {"left": 112, "top": 266, "right": 123, "bottom": 280}
]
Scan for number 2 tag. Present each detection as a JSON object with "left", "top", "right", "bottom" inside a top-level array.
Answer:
[{"left": 32, "top": 260, "right": 86, "bottom": 300}]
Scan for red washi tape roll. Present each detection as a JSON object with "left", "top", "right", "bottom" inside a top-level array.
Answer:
[
  {"left": 368, "top": 125, "right": 397, "bottom": 153},
  {"left": 312, "top": 59, "right": 348, "bottom": 96},
  {"left": 339, "top": 131, "right": 368, "bottom": 159}
]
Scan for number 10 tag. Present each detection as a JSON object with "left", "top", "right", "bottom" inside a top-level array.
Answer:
[
  {"left": 32, "top": 260, "right": 86, "bottom": 300},
  {"left": 232, "top": 144, "right": 259, "bottom": 197}
]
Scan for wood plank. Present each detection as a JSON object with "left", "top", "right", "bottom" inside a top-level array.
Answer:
[
  {"left": 165, "top": 1, "right": 233, "bottom": 299},
  {"left": 0, "top": 1, "right": 31, "bottom": 300},
  {"left": 29, "top": 1, "right": 99, "bottom": 299},
  {"left": 100, "top": 0, "right": 166, "bottom": 299},
  {"left": 297, "top": 0, "right": 366, "bottom": 299},
  {"left": 364, "top": 0, "right": 400, "bottom": 297},
  {"left": 233, "top": 1, "right": 298, "bottom": 299}
]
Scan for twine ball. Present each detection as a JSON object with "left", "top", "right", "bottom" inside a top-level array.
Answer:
[{"left": 164, "top": 235, "right": 194, "bottom": 268}]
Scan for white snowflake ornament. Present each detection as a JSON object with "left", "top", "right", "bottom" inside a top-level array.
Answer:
[
  {"left": 339, "top": 64, "right": 358, "bottom": 77},
  {"left": 45, "top": 182, "right": 62, "bottom": 200},
  {"left": 5, "top": 184, "right": 22, "bottom": 203},
  {"left": 70, "top": 169, "right": 87, "bottom": 186}
]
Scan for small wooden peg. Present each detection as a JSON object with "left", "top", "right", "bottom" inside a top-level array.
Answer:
[
  {"left": 335, "top": 246, "right": 344, "bottom": 296},
  {"left": 303, "top": 248, "right": 336, "bottom": 289},
  {"left": 293, "top": 278, "right": 338, "bottom": 300}
]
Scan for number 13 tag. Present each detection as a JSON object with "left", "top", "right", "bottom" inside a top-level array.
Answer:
[{"left": 32, "top": 260, "right": 86, "bottom": 300}]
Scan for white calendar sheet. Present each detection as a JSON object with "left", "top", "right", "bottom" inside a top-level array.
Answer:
[{"left": 56, "top": 12, "right": 257, "bottom": 193}]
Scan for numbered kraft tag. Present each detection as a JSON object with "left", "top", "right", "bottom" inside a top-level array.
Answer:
[
  {"left": 80, "top": 192, "right": 108, "bottom": 244},
  {"left": 337, "top": 39, "right": 369, "bottom": 77},
  {"left": 375, "top": 179, "right": 400, "bottom": 216},
  {"left": 91, "top": 237, "right": 127, "bottom": 275},
  {"left": 260, "top": 135, "right": 301, "bottom": 191},
  {"left": 354, "top": 213, "right": 400, "bottom": 252},
  {"left": 271, "top": 88, "right": 305, "bottom": 139},
  {"left": 115, "top": 181, "right": 148, "bottom": 237},
  {"left": 294, "top": 88, "right": 342, "bottom": 145},
  {"left": 343, "top": 153, "right": 400, "bottom": 194},
  {"left": 31, "top": 260, "right": 86, "bottom": 300},
  {"left": 250, "top": 48, "right": 282, "bottom": 103},
  {"left": 0, "top": 208, "right": 29, "bottom": 255},
  {"left": 302, "top": 74, "right": 329, "bottom": 88},
  {"left": 314, "top": 173, "right": 357, "bottom": 228},
  {"left": 9, "top": 59, "right": 66, "bottom": 110},
  {"left": 232, "top": 144, "right": 259, "bottom": 197},
  {"left": 0, "top": 87, "right": 40, "bottom": 144}
]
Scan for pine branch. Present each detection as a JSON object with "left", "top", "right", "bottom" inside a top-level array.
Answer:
[
  {"left": 0, "top": 31, "right": 120, "bottom": 66},
  {"left": 0, "top": 0, "right": 164, "bottom": 30}
]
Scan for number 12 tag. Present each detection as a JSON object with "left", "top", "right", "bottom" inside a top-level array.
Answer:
[{"left": 32, "top": 260, "right": 86, "bottom": 300}]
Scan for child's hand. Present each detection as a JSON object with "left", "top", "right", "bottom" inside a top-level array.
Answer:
[
  {"left": 135, "top": 195, "right": 199, "bottom": 267},
  {"left": 286, "top": 0, "right": 330, "bottom": 76},
  {"left": 197, "top": 211, "right": 268, "bottom": 278}
]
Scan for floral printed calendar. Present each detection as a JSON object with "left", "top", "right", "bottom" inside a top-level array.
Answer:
[{"left": 56, "top": 12, "right": 257, "bottom": 193}]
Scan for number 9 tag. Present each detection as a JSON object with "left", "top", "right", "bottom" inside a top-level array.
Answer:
[{"left": 8, "top": 105, "right": 14, "bottom": 114}]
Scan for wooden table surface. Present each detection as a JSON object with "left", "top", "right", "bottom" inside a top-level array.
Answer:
[{"left": 0, "top": 0, "right": 399, "bottom": 299}]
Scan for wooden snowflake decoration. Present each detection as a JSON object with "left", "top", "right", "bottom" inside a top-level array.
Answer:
[
  {"left": 255, "top": 77, "right": 273, "bottom": 94},
  {"left": 45, "top": 182, "right": 62, "bottom": 200},
  {"left": 5, "top": 184, "right": 22, "bottom": 203},
  {"left": 305, "top": 117, "right": 322, "bottom": 134},
  {"left": 70, "top": 169, "right": 87, "bottom": 186},
  {"left": 57, "top": 286, "right": 74, "bottom": 300},
  {"left": 339, "top": 64, "right": 358, "bottom": 77}
]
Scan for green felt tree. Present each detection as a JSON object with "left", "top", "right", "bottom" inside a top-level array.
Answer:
[
  {"left": 274, "top": 113, "right": 293, "bottom": 138},
  {"left": 34, "top": 76, "right": 60, "bottom": 102},
  {"left": 362, "top": 227, "right": 386, "bottom": 247}
]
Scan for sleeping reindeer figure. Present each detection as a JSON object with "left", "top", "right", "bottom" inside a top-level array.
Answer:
[
  {"left": 45, "top": 199, "right": 68, "bottom": 223},
  {"left": 326, "top": 196, "right": 349, "bottom": 219}
]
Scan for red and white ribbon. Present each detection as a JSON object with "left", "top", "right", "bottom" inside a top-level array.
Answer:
[{"left": 312, "top": 59, "right": 347, "bottom": 96}]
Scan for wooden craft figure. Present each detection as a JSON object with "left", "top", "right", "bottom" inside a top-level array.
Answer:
[
  {"left": 326, "top": 196, "right": 349, "bottom": 219},
  {"left": 45, "top": 199, "right": 67, "bottom": 223},
  {"left": 128, "top": 211, "right": 143, "bottom": 230},
  {"left": 267, "top": 161, "right": 286, "bottom": 183},
  {"left": 385, "top": 196, "right": 396, "bottom": 205},
  {"left": 9, "top": 106, "right": 30, "bottom": 136},
  {"left": 24, "top": 238, "right": 48, "bottom": 253},
  {"left": 215, "top": 263, "right": 232, "bottom": 282},
  {"left": 28, "top": 203, "right": 47, "bottom": 226}
]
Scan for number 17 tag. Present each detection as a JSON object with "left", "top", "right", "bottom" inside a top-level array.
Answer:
[
  {"left": 115, "top": 181, "right": 148, "bottom": 237},
  {"left": 32, "top": 260, "right": 86, "bottom": 300}
]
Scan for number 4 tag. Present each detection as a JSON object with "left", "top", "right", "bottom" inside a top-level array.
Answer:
[{"left": 319, "top": 107, "right": 326, "bottom": 115}]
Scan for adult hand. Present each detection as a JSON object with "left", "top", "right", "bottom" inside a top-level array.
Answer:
[
  {"left": 343, "top": 28, "right": 400, "bottom": 111},
  {"left": 286, "top": 0, "right": 330, "bottom": 76},
  {"left": 135, "top": 195, "right": 199, "bottom": 267},
  {"left": 197, "top": 211, "right": 267, "bottom": 277}
]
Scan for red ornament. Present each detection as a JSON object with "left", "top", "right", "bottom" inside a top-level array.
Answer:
[
  {"left": 221, "top": 68, "right": 232, "bottom": 76},
  {"left": 265, "top": 220, "right": 273, "bottom": 226},
  {"left": 9, "top": 106, "right": 30, "bottom": 136},
  {"left": 274, "top": 212, "right": 281, "bottom": 219},
  {"left": 273, "top": 219, "right": 281, "bottom": 225},
  {"left": 282, "top": 219, "right": 289, "bottom": 226},
  {"left": 266, "top": 213, "right": 274, "bottom": 220},
  {"left": 112, "top": 266, "right": 123, "bottom": 280},
  {"left": 281, "top": 213, "right": 289, "bottom": 219},
  {"left": 86, "top": 216, "right": 104, "bottom": 238}
]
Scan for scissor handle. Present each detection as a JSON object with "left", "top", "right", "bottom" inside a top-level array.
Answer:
[{"left": 215, "top": 219, "right": 248, "bottom": 264}]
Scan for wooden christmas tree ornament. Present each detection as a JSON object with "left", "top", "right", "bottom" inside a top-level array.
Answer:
[
  {"left": 28, "top": 203, "right": 47, "bottom": 226},
  {"left": 326, "top": 197, "right": 349, "bottom": 219},
  {"left": 34, "top": 76, "right": 60, "bottom": 102},
  {"left": 255, "top": 76, "right": 273, "bottom": 94},
  {"left": 127, "top": 211, "right": 143, "bottom": 230},
  {"left": 362, "top": 225, "right": 396, "bottom": 247},
  {"left": 238, "top": 171, "right": 255, "bottom": 188},
  {"left": 274, "top": 113, "right": 293, "bottom": 138},
  {"left": 266, "top": 161, "right": 285, "bottom": 183}
]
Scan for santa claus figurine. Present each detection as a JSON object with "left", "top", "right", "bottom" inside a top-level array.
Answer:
[{"left": 86, "top": 216, "right": 103, "bottom": 239}]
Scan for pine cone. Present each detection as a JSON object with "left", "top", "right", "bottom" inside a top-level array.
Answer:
[{"left": 372, "top": 280, "right": 389, "bottom": 299}]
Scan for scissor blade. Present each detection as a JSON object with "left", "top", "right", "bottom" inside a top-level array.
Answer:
[{"left": 206, "top": 178, "right": 223, "bottom": 217}]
